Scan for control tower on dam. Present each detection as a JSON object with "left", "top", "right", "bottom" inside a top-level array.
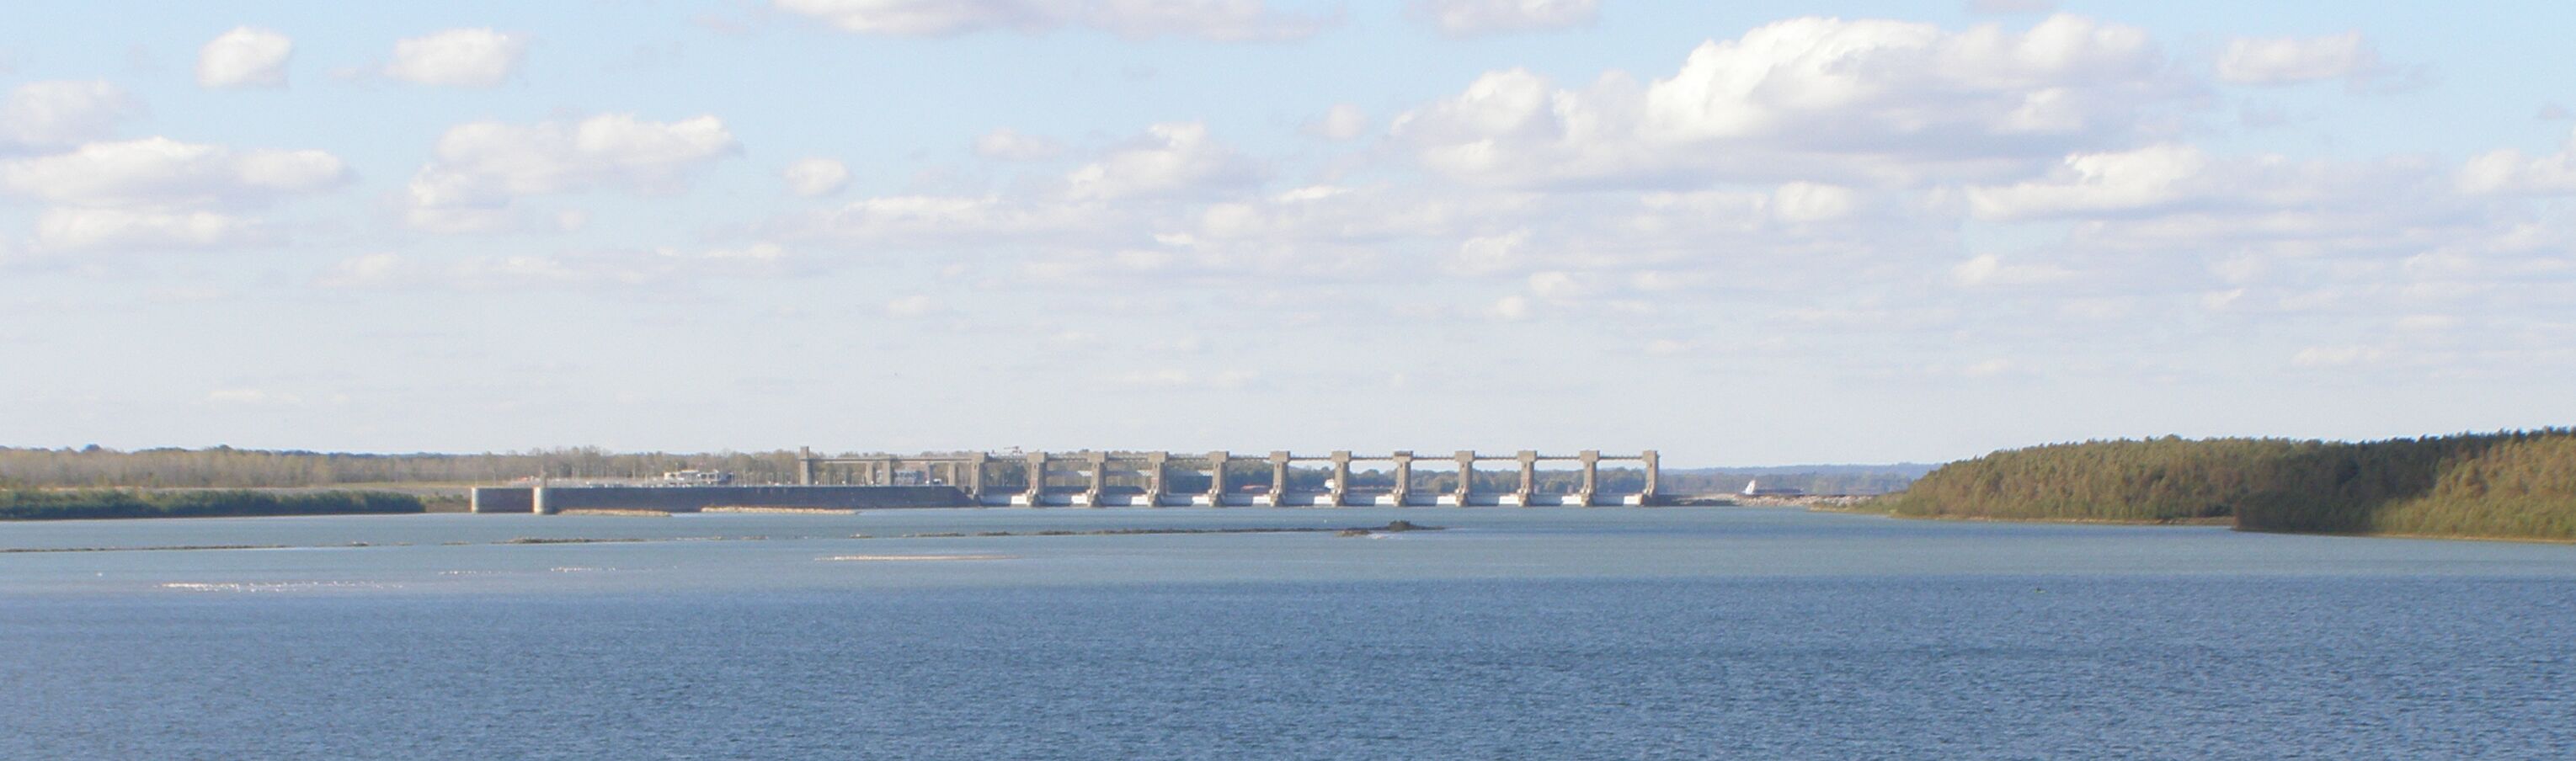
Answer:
[{"left": 797, "top": 448, "right": 1662, "bottom": 508}]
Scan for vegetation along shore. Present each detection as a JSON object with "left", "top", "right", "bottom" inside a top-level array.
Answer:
[
  {"left": 1875, "top": 428, "right": 2576, "bottom": 541},
  {"left": 0, "top": 488, "right": 424, "bottom": 521}
]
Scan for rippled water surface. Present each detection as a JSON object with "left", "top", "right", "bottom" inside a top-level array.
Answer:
[{"left": 5, "top": 508, "right": 2573, "bottom": 758}]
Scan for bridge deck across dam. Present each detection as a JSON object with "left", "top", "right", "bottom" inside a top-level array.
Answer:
[
  {"left": 793, "top": 448, "right": 1661, "bottom": 508},
  {"left": 473, "top": 448, "right": 1663, "bottom": 514}
]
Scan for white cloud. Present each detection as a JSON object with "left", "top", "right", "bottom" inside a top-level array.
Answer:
[
  {"left": 773, "top": 0, "right": 1331, "bottom": 41},
  {"left": 1967, "top": 143, "right": 2211, "bottom": 219},
  {"left": 883, "top": 294, "right": 942, "bottom": 317},
  {"left": 2291, "top": 345, "right": 2386, "bottom": 367},
  {"left": 205, "top": 388, "right": 307, "bottom": 406},
  {"left": 773, "top": 0, "right": 1040, "bottom": 35},
  {"left": 1966, "top": 144, "right": 2427, "bottom": 222},
  {"left": 1950, "top": 253, "right": 2070, "bottom": 287},
  {"left": 1304, "top": 104, "right": 1369, "bottom": 140},
  {"left": 1965, "top": 0, "right": 2056, "bottom": 13},
  {"left": 782, "top": 157, "right": 851, "bottom": 197},
  {"left": 973, "top": 128, "right": 1063, "bottom": 161},
  {"left": 0, "top": 136, "right": 349, "bottom": 209},
  {"left": 1527, "top": 269, "right": 1609, "bottom": 300},
  {"left": 314, "top": 253, "right": 413, "bottom": 288},
  {"left": 1771, "top": 182, "right": 1859, "bottom": 223},
  {"left": 773, "top": 194, "right": 1098, "bottom": 247},
  {"left": 2458, "top": 128, "right": 2576, "bottom": 194},
  {"left": 1065, "top": 121, "right": 1257, "bottom": 200},
  {"left": 0, "top": 136, "right": 344, "bottom": 253},
  {"left": 318, "top": 243, "right": 792, "bottom": 290},
  {"left": 1448, "top": 229, "right": 1532, "bottom": 274},
  {"left": 1110, "top": 367, "right": 1257, "bottom": 390},
  {"left": 1952, "top": 359, "right": 2013, "bottom": 378},
  {"left": 1389, "top": 14, "right": 2180, "bottom": 188},
  {"left": 196, "top": 26, "right": 292, "bottom": 88},
  {"left": 35, "top": 207, "right": 261, "bottom": 251},
  {"left": 2216, "top": 32, "right": 2377, "bottom": 86},
  {"left": 1408, "top": 0, "right": 1600, "bottom": 37},
  {"left": 404, "top": 114, "right": 739, "bottom": 230},
  {"left": 385, "top": 29, "right": 528, "bottom": 88},
  {"left": 2, "top": 81, "right": 141, "bottom": 151},
  {"left": 2394, "top": 314, "right": 2462, "bottom": 332}
]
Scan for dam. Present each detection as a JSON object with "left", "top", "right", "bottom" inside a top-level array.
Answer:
[{"left": 473, "top": 449, "right": 1662, "bottom": 514}]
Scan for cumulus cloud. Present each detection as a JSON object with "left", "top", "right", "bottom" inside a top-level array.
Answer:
[
  {"left": 1304, "top": 104, "right": 1368, "bottom": 140},
  {"left": 317, "top": 244, "right": 791, "bottom": 290},
  {"left": 1965, "top": 0, "right": 2056, "bottom": 13},
  {"left": 205, "top": 388, "right": 316, "bottom": 407},
  {"left": 1770, "top": 182, "right": 1861, "bottom": 223},
  {"left": 1065, "top": 121, "right": 1258, "bottom": 200},
  {"left": 2458, "top": 128, "right": 2576, "bottom": 194},
  {"left": 772, "top": 0, "right": 1332, "bottom": 41},
  {"left": 1389, "top": 14, "right": 2182, "bottom": 188},
  {"left": 2215, "top": 32, "right": 2378, "bottom": 87},
  {"left": 196, "top": 26, "right": 292, "bottom": 88},
  {"left": 403, "top": 113, "right": 740, "bottom": 231},
  {"left": 1967, "top": 143, "right": 2214, "bottom": 219},
  {"left": 1109, "top": 367, "right": 1256, "bottom": 390},
  {"left": 1965, "top": 143, "right": 2429, "bottom": 221},
  {"left": 34, "top": 207, "right": 262, "bottom": 251},
  {"left": 0, "top": 136, "right": 348, "bottom": 209},
  {"left": 385, "top": 28, "right": 528, "bottom": 88},
  {"left": 1950, "top": 253, "right": 2070, "bottom": 286},
  {"left": 883, "top": 294, "right": 943, "bottom": 317},
  {"left": 782, "top": 157, "right": 851, "bottom": 196},
  {"left": 2, "top": 81, "right": 141, "bottom": 152},
  {"left": 0, "top": 136, "right": 344, "bottom": 252},
  {"left": 1407, "top": 0, "right": 1600, "bottom": 37},
  {"left": 1448, "top": 229, "right": 1532, "bottom": 274},
  {"left": 2291, "top": 344, "right": 2386, "bottom": 367},
  {"left": 1526, "top": 269, "right": 1612, "bottom": 301},
  {"left": 973, "top": 127, "right": 1063, "bottom": 161},
  {"left": 773, "top": 194, "right": 1100, "bottom": 247}
]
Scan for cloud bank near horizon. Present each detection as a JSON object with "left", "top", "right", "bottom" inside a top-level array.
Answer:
[{"left": 0, "top": 4, "right": 2568, "bottom": 464}]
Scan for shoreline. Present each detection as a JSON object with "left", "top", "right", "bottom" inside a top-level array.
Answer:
[{"left": 1858, "top": 508, "right": 2576, "bottom": 545}]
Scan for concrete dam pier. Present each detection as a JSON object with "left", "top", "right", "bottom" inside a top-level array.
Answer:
[{"left": 474, "top": 448, "right": 1661, "bottom": 514}]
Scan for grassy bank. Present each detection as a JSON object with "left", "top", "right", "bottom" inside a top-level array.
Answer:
[
  {"left": 1881, "top": 429, "right": 2576, "bottom": 540},
  {"left": 0, "top": 489, "right": 427, "bottom": 521}
]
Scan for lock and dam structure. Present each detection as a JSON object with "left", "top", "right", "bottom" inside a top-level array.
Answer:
[{"left": 471, "top": 449, "right": 1663, "bottom": 514}]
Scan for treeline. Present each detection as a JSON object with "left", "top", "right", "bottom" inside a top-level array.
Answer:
[
  {"left": 1661, "top": 471, "right": 1922, "bottom": 496},
  {"left": 0, "top": 489, "right": 426, "bottom": 521},
  {"left": 0, "top": 446, "right": 808, "bottom": 488},
  {"left": 1883, "top": 429, "right": 2576, "bottom": 540}
]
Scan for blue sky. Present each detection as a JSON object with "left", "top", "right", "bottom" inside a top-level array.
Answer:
[{"left": 3, "top": 0, "right": 2573, "bottom": 466}]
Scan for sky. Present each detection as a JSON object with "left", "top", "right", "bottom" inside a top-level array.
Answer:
[{"left": 3, "top": 0, "right": 2573, "bottom": 466}]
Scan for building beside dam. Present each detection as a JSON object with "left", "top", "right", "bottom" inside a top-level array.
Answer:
[{"left": 473, "top": 449, "right": 1661, "bottom": 514}]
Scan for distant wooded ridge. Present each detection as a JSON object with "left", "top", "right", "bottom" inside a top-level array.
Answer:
[
  {"left": 0, "top": 446, "right": 817, "bottom": 488},
  {"left": 0, "top": 489, "right": 424, "bottom": 521},
  {"left": 1882, "top": 428, "right": 2576, "bottom": 540}
]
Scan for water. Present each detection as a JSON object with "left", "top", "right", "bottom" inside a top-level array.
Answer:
[{"left": 5, "top": 508, "right": 2573, "bottom": 758}]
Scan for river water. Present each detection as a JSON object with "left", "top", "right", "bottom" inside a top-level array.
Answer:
[{"left": 4, "top": 507, "right": 2573, "bottom": 758}]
